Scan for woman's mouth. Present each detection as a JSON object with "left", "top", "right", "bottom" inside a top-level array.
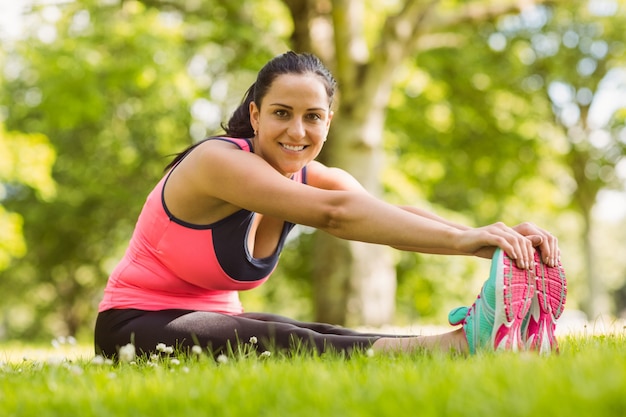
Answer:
[{"left": 280, "top": 143, "right": 306, "bottom": 151}]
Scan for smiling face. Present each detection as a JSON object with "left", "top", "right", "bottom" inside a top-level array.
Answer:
[{"left": 249, "top": 73, "right": 333, "bottom": 177}]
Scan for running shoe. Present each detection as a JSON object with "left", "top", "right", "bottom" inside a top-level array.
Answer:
[
  {"left": 523, "top": 250, "right": 567, "bottom": 354},
  {"left": 448, "top": 248, "right": 535, "bottom": 354}
]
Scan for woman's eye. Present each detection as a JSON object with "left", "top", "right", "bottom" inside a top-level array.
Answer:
[
  {"left": 307, "top": 113, "right": 322, "bottom": 121},
  {"left": 275, "top": 110, "right": 288, "bottom": 117}
]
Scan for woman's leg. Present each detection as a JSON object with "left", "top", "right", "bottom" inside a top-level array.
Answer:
[
  {"left": 95, "top": 309, "right": 382, "bottom": 358},
  {"left": 238, "top": 312, "right": 412, "bottom": 337},
  {"left": 372, "top": 328, "right": 468, "bottom": 354},
  {"left": 95, "top": 309, "right": 468, "bottom": 358},
  {"left": 241, "top": 311, "right": 469, "bottom": 354}
]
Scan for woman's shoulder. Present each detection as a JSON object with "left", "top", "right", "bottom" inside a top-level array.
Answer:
[
  {"left": 180, "top": 137, "right": 254, "bottom": 166},
  {"left": 204, "top": 137, "right": 254, "bottom": 152},
  {"left": 305, "top": 160, "right": 365, "bottom": 191}
]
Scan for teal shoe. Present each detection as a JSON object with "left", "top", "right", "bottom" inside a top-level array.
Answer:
[{"left": 449, "top": 248, "right": 534, "bottom": 354}]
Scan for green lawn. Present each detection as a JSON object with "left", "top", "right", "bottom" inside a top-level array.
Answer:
[{"left": 1, "top": 333, "right": 625, "bottom": 417}]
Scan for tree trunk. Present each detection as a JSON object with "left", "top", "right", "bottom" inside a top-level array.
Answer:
[
  {"left": 583, "top": 208, "right": 609, "bottom": 320},
  {"left": 314, "top": 116, "right": 397, "bottom": 326}
]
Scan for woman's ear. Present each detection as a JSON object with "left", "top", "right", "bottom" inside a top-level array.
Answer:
[
  {"left": 249, "top": 101, "right": 260, "bottom": 134},
  {"left": 324, "top": 110, "right": 334, "bottom": 138}
]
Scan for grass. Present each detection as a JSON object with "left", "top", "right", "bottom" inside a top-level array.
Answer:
[{"left": 1, "top": 333, "right": 625, "bottom": 417}]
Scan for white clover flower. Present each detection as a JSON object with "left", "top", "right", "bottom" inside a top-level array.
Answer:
[
  {"left": 171, "top": 358, "right": 180, "bottom": 366},
  {"left": 46, "top": 356, "right": 65, "bottom": 366},
  {"left": 67, "top": 336, "right": 77, "bottom": 345},
  {"left": 150, "top": 354, "right": 160, "bottom": 362},
  {"left": 164, "top": 346, "right": 174, "bottom": 354},
  {"left": 68, "top": 365, "right": 83, "bottom": 375},
  {"left": 118, "top": 343, "right": 136, "bottom": 363},
  {"left": 366, "top": 348, "right": 375, "bottom": 357},
  {"left": 156, "top": 343, "right": 167, "bottom": 352},
  {"left": 260, "top": 351, "right": 271, "bottom": 358},
  {"left": 182, "top": 366, "right": 190, "bottom": 373},
  {"left": 91, "top": 355, "right": 105, "bottom": 365},
  {"left": 191, "top": 345, "right": 203, "bottom": 355},
  {"left": 216, "top": 354, "right": 228, "bottom": 364},
  {"left": 249, "top": 336, "right": 258, "bottom": 345},
  {"left": 104, "top": 358, "right": 114, "bottom": 366}
]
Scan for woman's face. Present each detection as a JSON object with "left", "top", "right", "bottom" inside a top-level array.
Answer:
[{"left": 249, "top": 73, "right": 333, "bottom": 177}]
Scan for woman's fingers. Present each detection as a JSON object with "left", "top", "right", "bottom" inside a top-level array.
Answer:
[
  {"left": 469, "top": 223, "right": 535, "bottom": 270},
  {"left": 513, "top": 222, "right": 560, "bottom": 267},
  {"left": 466, "top": 222, "right": 561, "bottom": 269},
  {"left": 511, "top": 233, "right": 534, "bottom": 270},
  {"left": 544, "top": 233, "right": 560, "bottom": 267}
]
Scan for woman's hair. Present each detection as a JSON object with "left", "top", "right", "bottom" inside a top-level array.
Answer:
[{"left": 166, "top": 51, "right": 337, "bottom": 170}]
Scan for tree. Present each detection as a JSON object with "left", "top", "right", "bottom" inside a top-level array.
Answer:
[
  {"left": 280, "top": 0, "right": 566, "bottom": 326},
  {"left": 388, "top": 2, "right": 626, "bottom": 319},
  {"left": 521, "top": 3, "right": 626, "bottom": 318}
]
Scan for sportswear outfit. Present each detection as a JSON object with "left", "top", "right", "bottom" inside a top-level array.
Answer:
[{"left": 95, "top": 137, "right": 390, "bottom": 358}]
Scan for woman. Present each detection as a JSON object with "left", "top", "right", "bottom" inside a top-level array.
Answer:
[{"left": 94, "top": 51, "right": 566, "bottom": 359}]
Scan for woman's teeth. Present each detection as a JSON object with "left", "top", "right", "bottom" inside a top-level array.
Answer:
[{"left": 281, "top": 144, "right": 305, "bottom": 151}]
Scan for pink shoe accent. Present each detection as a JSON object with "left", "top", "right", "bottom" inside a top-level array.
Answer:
[
  {"left": 528, "top": 251, "right": 567, "bottom": 354},
  {"left": 493, "top": 252, "right": 535, "bottom": 352}
]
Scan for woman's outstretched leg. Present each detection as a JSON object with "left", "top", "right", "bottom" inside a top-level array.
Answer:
[
  {"left": 372, "top": 328, "right": 468, "bottom": 354},
  {"left": 239, "top": 312, "right": 413, "bottom": 338},
  {"left": 242, "top": 312, "right": 471, "bottom": 355}
]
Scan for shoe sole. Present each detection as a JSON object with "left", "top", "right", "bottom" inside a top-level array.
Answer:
[
  {"left": 530, "top": 251, "right": 567, "bottom": 354},
  {"left": 492, "top": 250, "right": 535, "bottom": 351}
]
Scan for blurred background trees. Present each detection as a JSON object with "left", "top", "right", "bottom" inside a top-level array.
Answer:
[{"left": 0, "top": 0, "right": 625, "bottom": 341}]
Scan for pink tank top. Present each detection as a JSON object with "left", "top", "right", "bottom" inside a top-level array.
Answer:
[{"left": 98, "top": 137, "right": 306, "bottom": 314}]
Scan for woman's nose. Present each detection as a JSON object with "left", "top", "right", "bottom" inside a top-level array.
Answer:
[{"left": 287, "top": 118, "right": 305, "bottom": 139}]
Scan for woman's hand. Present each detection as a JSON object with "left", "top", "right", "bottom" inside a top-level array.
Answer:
[
  {"left": 512, "top": 222, "right": 560, "bottom": 267},
  {"left": 455, "top": 222, "right": 536, "bottom": 270}
]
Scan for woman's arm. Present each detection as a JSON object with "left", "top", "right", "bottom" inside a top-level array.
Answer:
[
  {"left": 304, "top": 160, "right": 559, "bottom": 264},
  {"left": 182, "top": 143, "right": 538, "bottom": 269},
  {"left": 392, "top": 204, "right": 557, "bottom": 264}
]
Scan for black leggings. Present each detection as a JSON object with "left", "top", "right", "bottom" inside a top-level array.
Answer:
[{"left": 94, "top": 309, "right": 406, "bottom": 359}]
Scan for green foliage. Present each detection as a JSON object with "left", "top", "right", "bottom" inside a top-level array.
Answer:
[
  {"left": 388, "top": 1, "right": 626, "bottom": 218},
  {"left": 1, "top": 1, "right": 196, "bottom": 339},
  {"left": 386, "top": 19, "right": 557, "bottom": 224},
  {"left": 1, "top": 334, "right": 626, "bottom": 417},
  {"left": 0, "top": 0, "right": 281, "bottom": 339},
  {"left": 385, "top": 2, "right": 626, "bottom": 320},
  {"left": 505, "top": 3, "right": 626, "bottom": 216},
  {"left": 0, "top": 126, "right": 56, "bottom": 200},
  {"left": 0, "top": 125, "right": 56, "bottom": 270},
  {"left": 0, "top": 206, "right": 26, "bottom": 270}
]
